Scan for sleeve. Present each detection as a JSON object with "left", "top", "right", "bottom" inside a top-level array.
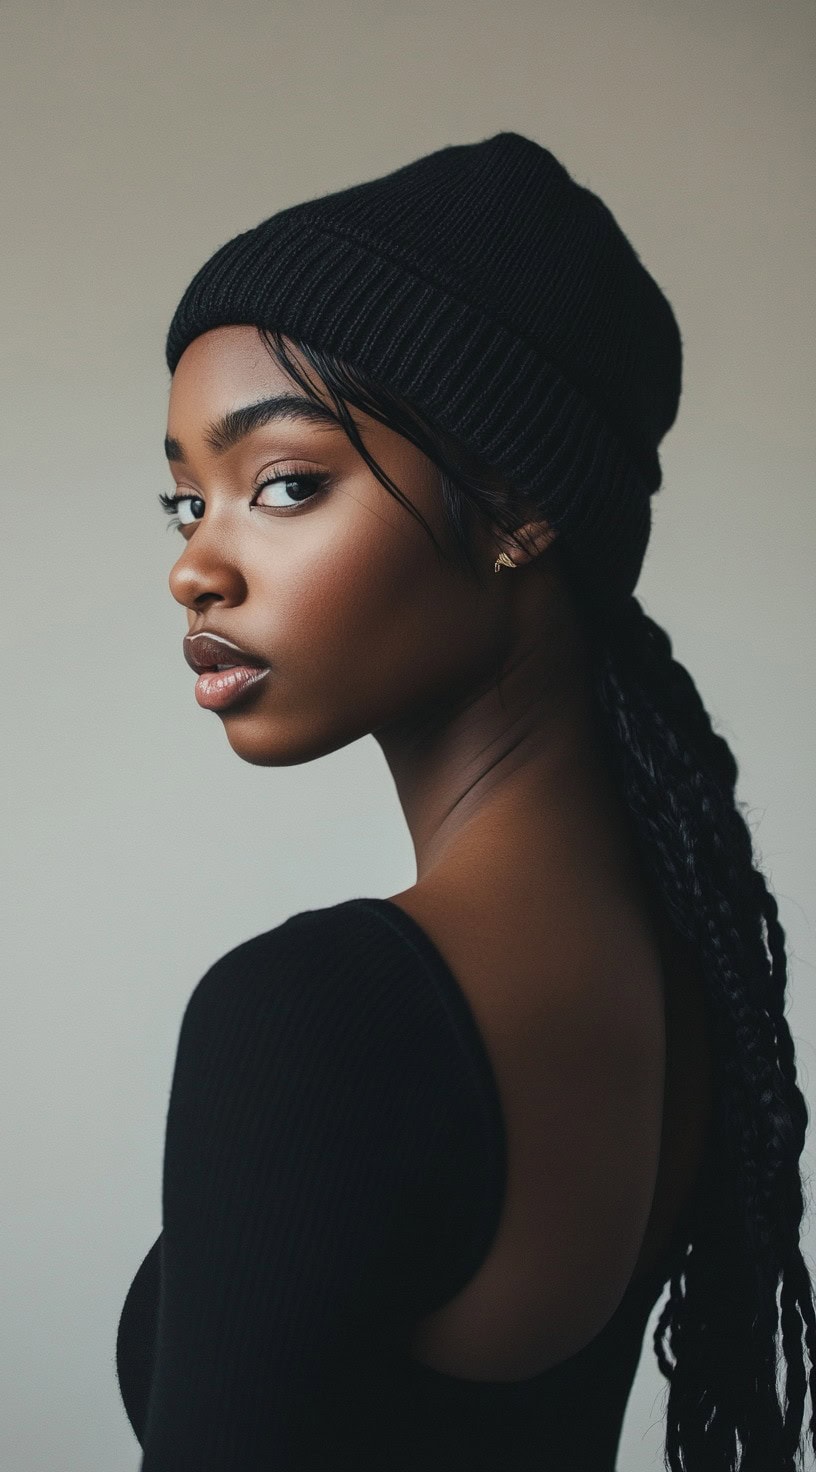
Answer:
[{"left": 138, "top": 905, "right": 501, "bottom": 1471}]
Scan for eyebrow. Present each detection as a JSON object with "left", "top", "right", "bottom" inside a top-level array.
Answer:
[{"left": 164, "top": 393, "right": 343, "bottom": 462}]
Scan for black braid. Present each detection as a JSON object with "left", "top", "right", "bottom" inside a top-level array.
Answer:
[
  {"left": 256, "top": 328, "right": 816, "bottom": 1471},
  {"left": 582, "top": 594, "right": 816, "bottom": 1470}
]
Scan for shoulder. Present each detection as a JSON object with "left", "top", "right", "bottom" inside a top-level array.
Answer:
[
  {"left": 172, "top": 896, "right": 504, "bottom": 1181},
  {"left": 178, "top": 896, "right": 458, "bottom": 1061},
  {"left": 162, "top": 897, "right": 506, "bottom": 1317}
]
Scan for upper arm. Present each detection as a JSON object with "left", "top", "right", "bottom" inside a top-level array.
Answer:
[{"left": 139, "top": 910, "right": 492, "bottom": 1469}]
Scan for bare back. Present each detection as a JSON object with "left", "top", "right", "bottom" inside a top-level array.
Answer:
[{"left": 387, "top": 861, "right": 714, "bottom": 1383}]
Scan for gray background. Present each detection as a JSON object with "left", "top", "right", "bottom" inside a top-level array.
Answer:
[{"left": 2, "top": 2, "right": 814, "bottom": 1467}]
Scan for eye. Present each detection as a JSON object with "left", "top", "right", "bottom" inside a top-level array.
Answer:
[
  {"left": 158, "top": 491, "right": 205, "bottom": 528},
  {"left": 254, "top": 469, "right": 329, "bottom": 511},
  {"left": 158, "top": 468, "right": 330, "bottom": 531}
]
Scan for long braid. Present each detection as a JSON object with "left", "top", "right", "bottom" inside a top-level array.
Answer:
[{"left": 583, "top": 593, "right": 816, "bottom": 1470}]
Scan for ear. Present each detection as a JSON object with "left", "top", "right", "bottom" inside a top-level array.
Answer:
[{"left": 496, "top": 518, "right": 558, "bottom": 567}]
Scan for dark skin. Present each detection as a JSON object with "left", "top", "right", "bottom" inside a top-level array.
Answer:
[{"left": 165, "top": 325, "right": 713, "bottom": 1379}]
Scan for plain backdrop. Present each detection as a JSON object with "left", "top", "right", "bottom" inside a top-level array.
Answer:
[{"left": 2, "top": 2, "right": 814, "bottom": 1468}]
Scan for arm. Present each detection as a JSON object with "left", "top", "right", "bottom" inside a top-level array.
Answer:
[{"left": 139, "top": 908, "right": 493, "bottom": 1469}]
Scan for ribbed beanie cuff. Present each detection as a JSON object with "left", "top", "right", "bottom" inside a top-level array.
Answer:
[{"left": 165, "top": 131, "right": 682, "bottom": 607}]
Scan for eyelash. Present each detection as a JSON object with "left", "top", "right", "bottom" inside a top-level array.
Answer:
[{"left": 157, "top": 467, "right": 330, "bottom": 531}]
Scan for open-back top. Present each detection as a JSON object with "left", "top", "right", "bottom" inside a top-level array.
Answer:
[{"left": 116, "top": 896, "right": 712, "bottom": 1470}]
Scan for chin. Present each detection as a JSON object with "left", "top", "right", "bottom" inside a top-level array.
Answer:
[{"left": 220, "top": 713, "right": 353, "bottom": 768}]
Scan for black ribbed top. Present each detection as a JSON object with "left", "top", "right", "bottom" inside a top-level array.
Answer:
[{"left": 116, "top": 897, "right": 680, "bottom": 1470}]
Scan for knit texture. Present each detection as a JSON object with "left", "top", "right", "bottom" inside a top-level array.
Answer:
[
  {"left": 117, "top": 897, "right": 686, "bottom": 1470},
  {"left": 165, "top": 131, "right": 681, "bottom": 607}
]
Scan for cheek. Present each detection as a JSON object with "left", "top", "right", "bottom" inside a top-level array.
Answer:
[{"left": 263, "top": 510, "right": 477, "bottom": 713}]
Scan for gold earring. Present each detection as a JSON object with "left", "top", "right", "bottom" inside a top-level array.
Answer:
[{"left": 494, "top": 551, "right": 517, "bottom": 572}]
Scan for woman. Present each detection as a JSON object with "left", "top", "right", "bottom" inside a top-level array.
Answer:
[{"left": 116, "top": 131, "right": 816, "bottom": 1470}]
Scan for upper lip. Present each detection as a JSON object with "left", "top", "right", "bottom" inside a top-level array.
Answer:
[{"left": 183, "top": 630, "right": 270, "bottom": 674}]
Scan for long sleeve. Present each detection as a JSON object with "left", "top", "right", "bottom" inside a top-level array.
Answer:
[{"left": 136, "top": 900, "right": 506, "bottom": 1470}]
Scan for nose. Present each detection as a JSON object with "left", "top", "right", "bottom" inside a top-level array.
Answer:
[{"left": 167, "top": 526, "right": 247, "bottom": 612}]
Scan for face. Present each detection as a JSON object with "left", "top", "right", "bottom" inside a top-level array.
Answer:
[{"left": 166, "top": 326, "right": 524, "bottom": 767}]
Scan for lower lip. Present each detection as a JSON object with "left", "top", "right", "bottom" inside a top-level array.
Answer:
[{"left": 194, "top": 665, "right": 271, "bottom": 710}]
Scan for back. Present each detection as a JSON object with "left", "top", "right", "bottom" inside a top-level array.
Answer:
[{"left": 391, "top": 869, "right": 714, "bottom": 1380}]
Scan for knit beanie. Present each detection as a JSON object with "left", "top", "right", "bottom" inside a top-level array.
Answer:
[{"left": 165, "top": 130, "right": 682, "bottom": 608}]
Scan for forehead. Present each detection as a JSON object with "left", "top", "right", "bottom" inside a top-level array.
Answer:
[{"left": 168, "top": 327, "right": 330, "bottom": 420}]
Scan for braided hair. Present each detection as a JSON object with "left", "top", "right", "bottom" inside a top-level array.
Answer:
[{"left": 243, "top": 326, "right": 816, "bottom": 1471}]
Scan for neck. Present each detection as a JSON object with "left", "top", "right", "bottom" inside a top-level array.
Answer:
[{"left": 373, "top": 571, "right": 630, "bottom": 895}]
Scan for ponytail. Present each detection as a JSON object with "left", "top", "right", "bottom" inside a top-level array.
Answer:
[{"left": 584, "top": 594, "right": 816, "bottom": 1471}]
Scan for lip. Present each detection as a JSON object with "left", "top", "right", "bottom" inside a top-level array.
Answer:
[
  {"left": 183, "top": 631, "right": 270, "bottom": 675},
  {"left": 193, "top": 664, "right": 271, "bottom": 711}
]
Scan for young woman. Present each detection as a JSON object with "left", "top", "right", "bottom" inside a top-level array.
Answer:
[{"left": 116, "top": 131, "right": 816, "bottom": 1470}]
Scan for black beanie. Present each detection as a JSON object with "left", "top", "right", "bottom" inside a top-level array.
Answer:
[{"left": 165, "top": 130, "right": 682, "bottom": 608}]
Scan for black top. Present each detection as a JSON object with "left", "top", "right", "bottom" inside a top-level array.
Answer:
[{"left": 116, "top": 896, "right": 690, "bottom": 1470}]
